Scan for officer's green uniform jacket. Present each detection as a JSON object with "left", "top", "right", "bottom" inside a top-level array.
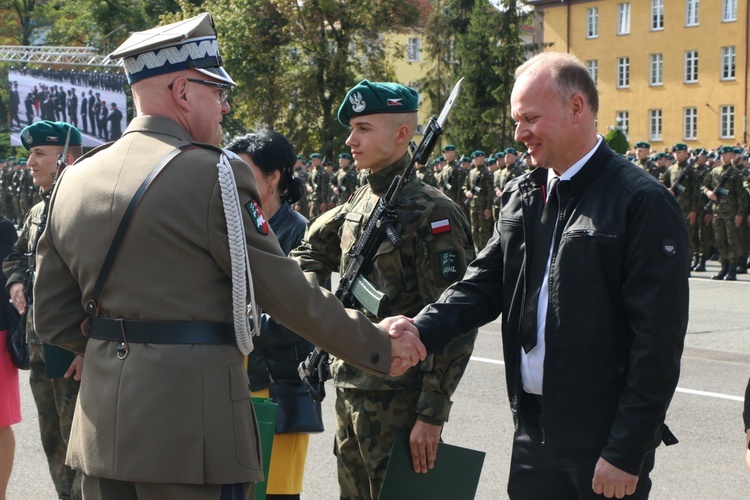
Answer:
[
  {"left": 3, "top": 191, "right": 48, "bottom": 344},
  {"left": 310, "top": 167, "right": 331, "bottom": 203},
  {"left": 702, "top": 163, "right": 748, "bottom": 217},
  {"left": 292, "top": 153, "right": 477, "bottom": 423},
  {"left": 660, "top": 160, "right": 700, "bottom": 215}
]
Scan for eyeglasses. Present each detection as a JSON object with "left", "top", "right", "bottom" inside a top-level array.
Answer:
[{"left": 168, "top": 78, "right": 231, "bottom": 103}]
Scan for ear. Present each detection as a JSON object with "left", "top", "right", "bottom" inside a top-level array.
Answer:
[
  {"left": 169, "top": 77, "right": 191, "bottom": 111},
  {"left": 268, "top": 169, "right": 281, "bottom": 187},
  {"left": 394, "top": 124, "right": 410, "bottom": 145},
  {"left": 569, "top": 93, "right": 585, "bottom": 124}
]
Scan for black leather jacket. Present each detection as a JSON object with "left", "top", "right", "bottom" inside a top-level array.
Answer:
[{"left": 415, "top": 142, "right": 689, "bottom": 475}]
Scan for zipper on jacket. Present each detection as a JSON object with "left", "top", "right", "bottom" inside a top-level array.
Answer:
[{"left": 566, "top": 229, "right": 619, "bottom": 239}]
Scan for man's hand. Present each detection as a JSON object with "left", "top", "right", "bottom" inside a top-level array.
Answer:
[
  {"left": 592, "top": 457, "right": 639, "bottom": 499},
  {"left": 745, "top": 430, "right": 750, "bottom": 472},
  {"left": 687, "top": 210, "right": 697, "bottom": 226},
  {"left": 735, "top": 214, "right": 743, "bottom": 228},
  {"left": 704, "top": 213, "right": 713, "bottom": 226},
  {"left": 9, "top": 282, "right": 26, "bottom": 315},
  {"left": 64, "top": 355, "right": 84, "bottom": 381},
  {"left": 383, "top": 317, "right": 425, "bottom": 377},
  {"left": 410, "top": 419, "right": 442, "bottom": 473},
  {"left": 706, "top": 190, "right": 717, "bottom": 201},
  {"left": 484, "top": 208, "right": 492, "bottom": 220}
]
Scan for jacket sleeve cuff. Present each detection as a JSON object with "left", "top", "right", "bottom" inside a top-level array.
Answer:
[
  {"left": 416, "top": 391, "right": 453, "bottom": 423},
  {"left": 599, "top": 443, "right": 646, "bottom": 476}
]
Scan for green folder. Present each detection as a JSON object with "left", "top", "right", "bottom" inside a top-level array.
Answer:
[
  {"left": 43, "top": 342, "right": 77, "bottom": 379},
  {"left": 379, "top": 433, "right": 485, "bottom": 500},
  {"left": 251, "top": 397, "right": 278, "bottom": 500}
]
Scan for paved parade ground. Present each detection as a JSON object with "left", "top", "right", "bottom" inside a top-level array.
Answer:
[{"left": 7, "top": 261, "right": 750, "bottom": 499}]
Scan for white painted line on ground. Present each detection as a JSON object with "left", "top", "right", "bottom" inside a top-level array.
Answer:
[{"left": 470, "top": 356, "right": 745, "bottom": 402}]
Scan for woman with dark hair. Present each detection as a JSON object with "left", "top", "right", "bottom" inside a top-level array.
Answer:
[{"left": 227, "top": 131, "right": 313, "bottom": 500}]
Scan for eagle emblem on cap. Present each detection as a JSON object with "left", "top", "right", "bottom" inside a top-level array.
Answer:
[
  {"left": 350, "top": 91, "right": 366, "bottom": 113},
  {"left": 21, "top": 129, "right": 32, "bottom": 145}
]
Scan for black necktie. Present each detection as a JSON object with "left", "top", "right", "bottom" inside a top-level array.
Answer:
[{"left": 521, "top": 176, "right": 560, "bottom": 353}]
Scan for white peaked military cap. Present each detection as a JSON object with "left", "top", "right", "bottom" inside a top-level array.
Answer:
[{"left": 109, "top": 12, "right": 236, "bottom": 86}]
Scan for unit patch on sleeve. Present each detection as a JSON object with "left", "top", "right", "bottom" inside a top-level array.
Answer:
[
  {"left": 245, "top": 200, "right": 269, "bottom": 235},
  {"left": 430, "top": 218, "right": 451, "bottom": 235},
  {"left": 440, "top": 251, "right": 459, "bottom": 280}
]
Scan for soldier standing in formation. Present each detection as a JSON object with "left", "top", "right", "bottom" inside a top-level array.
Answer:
[
  {"left": 293, "top": 155, "right": 312, "bottom": 217},
  {"left": 335, "top": 153, "right": 358, "bottom": 206},
  {"left": 4, "top": 120, "right": 85, "bottom": 500},
  {"left": 309, "top": 153, "right": 330, "bottom": 217},
  {"left": 689, "top": 149, "right": 714, "bottom": 272},
  {"left": 463, "top": 150, "right": 494, "bottom": 250},
  {"left": 702, "top": 145, "right": 748, "bottom": 281},
  {"left": 633, "top": 141, "right": 659, "bottom": 178},
  {"left": 291, "top": 79, "right": 476, "bottom": 500}
]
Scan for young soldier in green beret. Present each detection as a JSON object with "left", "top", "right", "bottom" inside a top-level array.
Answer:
[
  {"left": 291, "top": 80, "right": 477, "bottom": 500},
  {"left": 334, "top": 153, "right": 358, "bottom": 206},
  {"left": 463, "top": 150, "right": 494, "bottom": 249},
  {"left": 3, "top": 120, "right": 84, "bottom": 500},
  {"left": 633, "top": 141, "right": 659, "bottom": 178}
]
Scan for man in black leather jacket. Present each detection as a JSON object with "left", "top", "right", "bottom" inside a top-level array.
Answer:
[{"left": 389, "top": 52, "right": 688, "bottom": 499}]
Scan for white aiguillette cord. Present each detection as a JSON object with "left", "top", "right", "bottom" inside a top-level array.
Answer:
[{"left": 216, "top": 152, "right": 259, "bottom": 355}]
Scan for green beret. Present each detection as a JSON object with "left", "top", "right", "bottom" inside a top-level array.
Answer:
[
  {"left": 487, "top": 156, "right": 497, "bottom": 166},
  {"left": 708, "top": 152, "right": 717, "bottom": 159},
  {"left": 438, "top": 156, "right": 445, "bottom": 162},
  {"left": 309, "top": 153, "right": 322, "bottom": 159},
  {"left": 442, "top": 145, "right": 456, "bottom": 152},
  {"left": 338, "top": 153, "right": 352, "bottom": 160},
  {"left": 431, "top": 158, "right": 440, "bottom": 166},
  {"left": 296, "top": 155, "right": 304, "bottom": 160},
  {"left": 5, "top": 157, "right": 15, "bottom": 162},
  {"left": 470, "top": 150, "right": 485, "bottom": 159},
  {"left": 733, "top": 147, "right": 744, "bottom": 154},
  {"left": 504, "top": 147, "right": 519, "bottom": 156},
  {"left": 337, "top": 80, "right": 418, "bottom": 126},
  {"left": 672, "top": 143, "right": 687, "bottom": 151},
  {"left": 655, "top": 152, "right": 666, "bottom": 159},
  {"left": 460, "top": 156, "right": 470, "bottom": 162},
  {"left": 718, "top": 145, "right": 734, "bottom": 154},
  {"left": 693, "top": 148, "right": 705, "bottom": 156},
  {"left": 20, "top": 121, "right": 82, "bottom": 152},
  {"left": 635, "top": 141, "right": 650, "bottom": 149}
]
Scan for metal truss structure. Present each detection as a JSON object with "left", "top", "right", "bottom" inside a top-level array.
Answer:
[{"left": 0, "top": 45, "right": 119, "bottom": 68}]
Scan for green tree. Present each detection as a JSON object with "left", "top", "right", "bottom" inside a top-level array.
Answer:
[
  {"left": 605, "top": 127, "right": 630, "bottom": 155},
  {"left": 0, "top": 0, "right": 51, "bottom": 46}
]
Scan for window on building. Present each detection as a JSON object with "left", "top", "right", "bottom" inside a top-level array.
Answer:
[
  {"left": 616, "top": 111, "right": 629, "bottom": 137},
  {"left": 407, "top": 37, "right": 421, "bottom": 63},
  {"left": 650, "top": 54, "right": 663, "bottom": 86},
  {"left": 683, "top": 108, "right": 697, "bottom": 140},
  {"left": 684, "top": 50, "right": 698, "bottom": 83},
  {"left": 720, "top": 105, "right": 735, "bottom": 138},
  {"left": 721, "top": 46, "right": 736, "bottom": 80},
  {"left": 649, "top": 109, "right": 663, "bottom": 141},
  {"left": 587, "top": 7, "right": 599, "bottom": 38},
  {"left": 617, "top": 57, "right": 630, "bottom": 88},
  {"left": 686, "top": 0, "right": 700, "bottom": 26},
  {"left": 586, "top": 60, "right": 598, "bottom": 83},
  {"left": 651, "top": 0, "right": 664, "bottom": 30},
  {"left": 723, "top": 0, "right": 737, "bottom": 21},
  {"left": 618, "top": 4, "right": 631, "bottom": 35}
]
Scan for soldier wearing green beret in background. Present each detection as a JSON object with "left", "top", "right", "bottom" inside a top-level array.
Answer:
[
  {"left": 702, "top": 145, "right": 749, "bottom": 280},
  {"left": 688, "top": 148, "right": 714, "bottom": 271},
  {"left": 633, "top": 141, "right": 659, "bottom": 178},
  {"left": 660, "top": 143, "right": 701, "bottom": 272},
  {"left": 335, "top": 152, "right": 358, "bottom": 206},
  {"left": 463, "top": 150, "right": 494, "bottom": 250},
  {"left": 290, "top": 79, "right": 477, "bottom": 500},
  {"left": 436, "top": 146, "right": 468, "bottom": 208},
  {"left": 3, "top": 120, "right": 84, "bottom": 500},
  {"left": 308, "top": 152, "right": 331, "bottom": 217}
]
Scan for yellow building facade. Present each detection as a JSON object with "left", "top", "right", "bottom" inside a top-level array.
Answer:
[{"left": 531, "top": 0, "right": 749, "bottom": 150}]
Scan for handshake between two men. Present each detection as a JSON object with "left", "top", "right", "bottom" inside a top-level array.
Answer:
[{"left": 381, "top": 315, "right": 423, "bottom": 377}]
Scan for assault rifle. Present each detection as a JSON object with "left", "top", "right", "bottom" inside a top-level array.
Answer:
[
  {"left": 299, "top": 78, "right": 464, "bottom": 402},
  {"left": 670, "top": 164, "right": 695, "bottom": 199},
  {"left": 704, "top": 167, "right": 733, "bottom": 212}
]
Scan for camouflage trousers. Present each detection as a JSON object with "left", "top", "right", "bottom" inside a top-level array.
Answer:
[
  {"left": 739, "top": 218, "right": 750, "bottom": 261},
  {"left": 29, "top": 343, "right": 82, "bottom": 499},
  {"left": 334, "top": 388, "right": 420, "bottom": 500},
  {"left": 713, "top": 214, "right": 740, "bottom": 263},
  {"left": 470, "top": 208, "right": 493, "bottom": 251},
  {"left": 691, "top": 213, "right": 714, "bottom": 256}
]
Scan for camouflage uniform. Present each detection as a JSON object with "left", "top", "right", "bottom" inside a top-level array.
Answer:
[
  {"left": 357, "top": 167, "right": 369, "bottom": 188},
  {"left": 738, "top": 165, "right": 750, "bottom": 272},
  {"left": 463, "top": 163, "right": 494, "bottom": 250},
  {"left": 660, "top": 160, "right": 700, "bottom": 257},
  {"left": 417, "top": 165, "right": 438, "bottom": 188},
  {"left": 702, "top": 162, "right": 749, "bottom": 279},
  {"left": 336, "top": 166, "right": 359, "bottom": 206},
  {"left": 2, "top": 193, "right": 81, "bottom": 500},
  {"left": 291, "top": 153, "right": 477, "bottom": 500},
  {"left": 633, "top": 157, "right": 659, "bottom": 179},
  {"left": 293, "top": 166, "right": 311, "bottom": 217},
  {"left": 0, "top": 165, "right": 14, "bottom": 221},
  {"left": 309, "top": 166, "right": 331, "bottom": 217},
  {"left": 438, "top": 163, "right": 469, "bottom": 216},
  {"left": 691, "top": 160, "right": 714, "bottom": 270}
]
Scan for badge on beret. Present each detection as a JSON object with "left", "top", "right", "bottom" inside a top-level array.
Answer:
[
  {"left": 439, "top": 251, "right": 459, "bottom": 280},
  {"left": 245, "top": 200, "right": 268, "bottom": 235},
  {"left": 349, "top": 92, "right": 366, "bottom": 113}
]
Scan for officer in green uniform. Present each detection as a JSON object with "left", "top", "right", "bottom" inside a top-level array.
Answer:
[
  {"left": 661, "top": 143, "right": 700, "bottom": 271},
  {"left": 633, "top": 141, "right": 659, "bottom": 178},
  {"left": 3, "top": 120, "right": 85, "bottom": 500},
  {"left": 291, "top": 80, "right": 476, "bottom": 500},
  {"left": 702, "top": 145, "right": 749, "bottom": 280},
  {"left": 309, "top": 152, "right": 330, "bottom": 217},
  {"left": 689, "top": 149, "right": 714, "bottom": 271},
  {"left": 334, "top": 153, "right": 358, "bottom": 206},
  {"left": 463, "top": 150, "right": 494, "bottom": 250}
]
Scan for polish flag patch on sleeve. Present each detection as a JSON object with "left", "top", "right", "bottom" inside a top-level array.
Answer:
[{"left": 430, "top": 218, "right": 451, "bottom": 235}]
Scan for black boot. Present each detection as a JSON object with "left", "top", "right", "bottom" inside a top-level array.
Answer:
[
  {"left": 736, "top": 260, "right": 748, "bottom": 275},
  {"left": 693, "top": 256, "right": 707, "bottom": 272},
  {"left": 712, "top": 262, "right": 728, "bottom": 280},
  {"left": 690, "top": 253, "right": 700, "bottom": 270},
  {"left": 725, "top": 263, "right": 738, "bottom": 281}
]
